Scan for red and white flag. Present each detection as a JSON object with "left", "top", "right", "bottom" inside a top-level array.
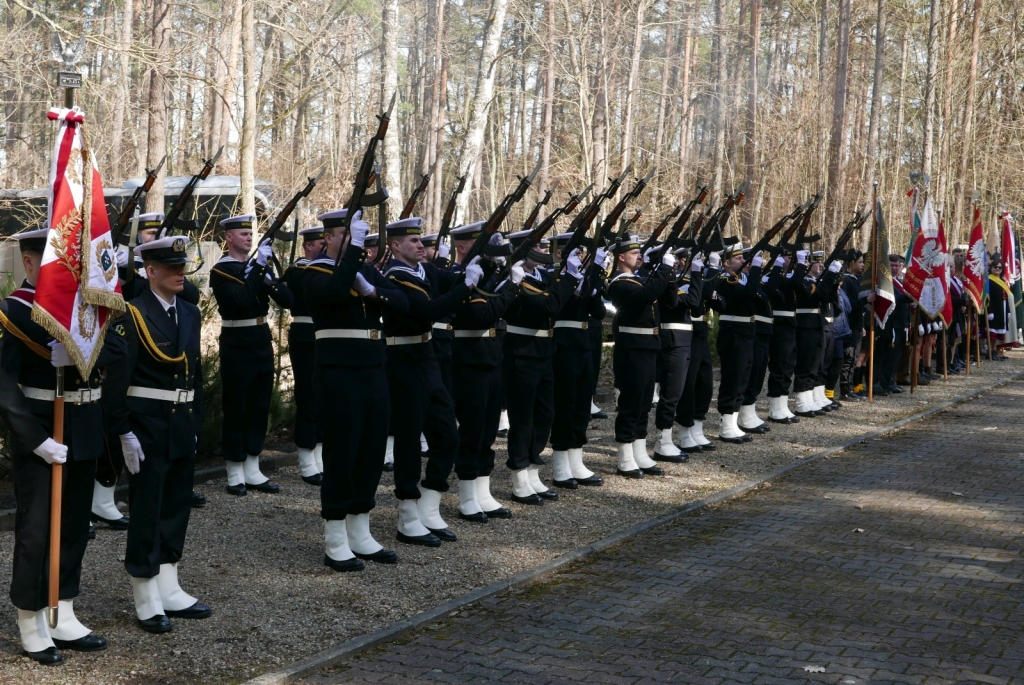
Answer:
[
  {"left": 964, "top": 206, "right": 987, "bottom": 309},
  {"left": 903, "top": 196, "right": 952, "bottom": 325},
  {"left": 32, "top": 107, "right": 124, "bottom": 377}
]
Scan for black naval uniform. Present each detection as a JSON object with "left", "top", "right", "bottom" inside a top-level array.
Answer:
[
  {"left": 104, "top": 288, "right": 203, "bottom": 578},
  {"left": 742, "top": 262, "right": 783, "bottom": 409},
  {"left": 654, "top": 268, "right": 702, "bottom": 432},
  {"left": 766, "top": 262, "right": 806, "bottom": 400},
  {"left": 714, "top": 264, "right": 763, "bottom": 416},
  {"left": 283, "top": 258, "right": 320, "bottom": 452},
  {"left": 0, "top": 283, "right": 106, "bottom": 611},
  {"left": 675, "top": 272, "right": 720, "bottom": 431},
  {"left": 793, "top": 267, "right": 829, "bottom": 397},
  {"left": 608, "top": 263, "right": 674, "bottom": 443},
  {"left": 304, "top": 247, "right": 407, "bottom": 521}
]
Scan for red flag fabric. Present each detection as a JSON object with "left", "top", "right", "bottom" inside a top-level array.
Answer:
[
  {"left": 32, "top": 107, "right": 125, "bottom": 377},
  {"left": 1000, "top": 211, "right": 1018, "bottom": 284},
  {"left": 903, "top": 196, "right": 952, "bottom": 325},
  {"left": 964, "top": 206, "right": 987, "bottom": 310}
]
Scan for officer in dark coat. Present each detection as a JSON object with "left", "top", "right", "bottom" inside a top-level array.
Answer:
[
  {"left": 792, "top": 250, "right": 828, "bottom": 415},
  {"left": 104, "top": 235, "right": 211, "bottom": 634},
  {"left": 0, "top": 228, "right": 108, "bottom": 664},
  {"left": 674, "top": 251, "right": 721, "bottom": 450},
  {"left": 282, "top": 226, "right": 326, "bottom": 485},
  {"left": 739, "top": 251, "right": 786, "bottom": 433},
  {"left": 209, "top": 214, "right": 294, "bottom": 495}
]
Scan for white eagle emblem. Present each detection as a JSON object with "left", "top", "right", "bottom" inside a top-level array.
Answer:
[{"left": 967, "top": 240, "right": 987, "bottom": 279}]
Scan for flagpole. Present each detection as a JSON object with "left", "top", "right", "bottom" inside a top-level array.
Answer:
[
  {"left": 910, "top": 308, "right": 919, "bottom": 394},
  {"left": 965, "top": 303, "right": 972, "bottom": 374},
  {"left": 984, "top": 296, "right": 994, "bottom": 360},
  {"left": 941, "top": 322, "right": 948, "bottom": 379},
  {"left": 868, "top": 182, "right": 879, "bottom": 402}
]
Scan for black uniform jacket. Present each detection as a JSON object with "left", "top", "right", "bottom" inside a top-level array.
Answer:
[
  {"left": 451, "top": 266, "right": 518, "bottom": 368},
  {"left": 502, "top": 268, "right": 578, "bottom": 358},
  {"left": 382, "top": 260, "right": 471, "bottom": 362},
  {"left": 608, "top": 263, "right": 674, "bottom": 351},
  {"left": 104, "top": 287, "right": 203, "bottom": 461},
  {"left": 554, "top": 267, "right": 607, "bottom": 351},
  {"left": 714, "top": 265, "right": 765, "bottom": 334},
  {"left": 209, "top": 256, "right": 293, "bottom": 348},
  {"left": 795, "top": 268, "right": 838, "bottom": 329},
  {"left": 284, "top": 258, "right": 315, "bottom": 344},
  {"left": 658, "top": 269, "right": 703, "bottom": 346}
]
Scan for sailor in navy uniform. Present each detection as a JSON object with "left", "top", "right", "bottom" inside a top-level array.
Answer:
[
  {"left": 304, "top": 209, "right": 405, "bottom": 571},
  {"left": 209, "top": 214, "right": 294, "bottom": 495},
  {"left": 423, "top": 232, "right": 456, "bottom": 396},
  {"left": 283, "top": 226, "right": 326, "bottom": 485},
  {"left": 793, "top": 250, "right": 843, "bottom": 415},
  {"left": 675, "top": 251, "right": 722, "bottom": 450},
  {"left": 103, "top": 236, "right": 211, "bottom": 634},
  {"left": 765, "top": 252, "right": 804, "bottom": 423},
  {"left": 607, "top": 234, "right": 676, "bottom": 477},
  {"left": 363, "top": 233, "right": 381, "bottom": 264},
  {"left": 0, "top": 228, "right": 109, "bottom": 664},
  {"left": 383, "top": 217, "right": 481, "bottom": 543},
  {"left": 738, "top": 250, "right": 786, "bottom": 433}
]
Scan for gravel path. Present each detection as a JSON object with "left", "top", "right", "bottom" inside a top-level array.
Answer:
[{"left": 1, "top": 355, "right": 1021, "bottom": 684}]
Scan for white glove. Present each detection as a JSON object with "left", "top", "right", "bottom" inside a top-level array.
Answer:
[
  {"left": 708, "top": 252, "right": 721, "bottom": 268},
  {"left": 488, "top": 233, "right": 505, "bottom": 246},
  {"left": 988, "top": 313, "right": 994, "bottom": 321},
  {"left": 49, "top": 341, "right": 73, "bottom": 368},
  {"left": 917, "top": 324, "right": 926, "bottom": 336},
  {"left": 594, "top": 248, "right": 608, "bottom": 268},
  {"left": 642, "top": 247, "right": 658, "bottom": 264},
  {"left": 116, "top": 250, "right": 129, "bottom": 268},
  {"left": 751, "top": 253, "right": 765, "bottom": 269},
  {"left": 438, "top": 242, "right": 451, "bottom": 261},
  {"left": 255, "top": 242, "right": 274, "bottom": 267},
  {"left": 691, "top": 255, "right": 704, "bottom": 272},
  {"left": 354, "top": 271, "right": 376, "bottom": 296},
  {"left": 602, "top": 250, "right": 614, "bottom": 271},
  {"left": 120, "top": 432, "right": 145, "bottom": 475},
  {"left": 797, "top": 250, "right": 810, "bottom": 265},
  {"left": 566, "top": 249, "right": 584, "bottom": 280},
  {"left": 464, "top": 256, "right": 484, "bottom": 288},
  {"left": 33, "top": 438, "right": 67, "bottom": 465},
  {"left": 349, "top": 210, "right": 369, "bottom": 247},
  {"left": 828, "top": 260, "right": 843, "bottom": 273},
  {"left": 661, "top": 251, "right": 677, "bottom": 268},
  {"left": 773, "top": 255, "right": 785, "bottom": 268},
  {"left": 510, "top": 261, "right": 526, "bottom": 285}
]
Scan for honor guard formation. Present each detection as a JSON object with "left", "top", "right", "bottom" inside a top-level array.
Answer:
[{"left": 0, "top": 108, "right": 1006, "bottom": 667}]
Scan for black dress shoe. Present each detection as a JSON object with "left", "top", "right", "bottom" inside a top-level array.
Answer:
[
  {"left": 396, "top": 531, "right": 443, "bottom": 547},
  {"left": 767, "top": 415, "right": 798, "bottom": 424},
  {"left": 739, "top": 424, "right": 769, "bottom": 434},
  {"left": 828, "top": 400, "right": 842, "bottom": 410},
  {"left": 590, "top": 410, "right": 609, "bottom": 420},
  {"left": 653, "top": 452, "right": 688, "bottom": 464},
  {"left": 323, "top": 554, "right": 365, "bottom": 572},
  {"left": 91, "top": 512, "right": 130, "bottom": 530},
  {"left": 247, "top": 481, "right": 280, "bottom": 493},
  {"left": 534, "top": 489, "right": 559, "bottom": 501},
  {"left": 138, "top": 614, "right": 172, "bottom": 634},
  {"left": 841, "top": 393, "right": 864, "bottom": 402},
  {"left": 52, "top": 634, "right": 107, "bottom": 652},
  {"left": 510, "top": 493, "right": 544, "bottom": 505},
  {"left": 795, "top": 410, "right": 819, "bottom": 418},
  {"left": 427, "top": 527, "right": 457, "bottom": 542},
  {"left": 575, "top": 475, "right": 605, "bottom": 486},
  {"left": 225, "top": 483, "right": 247, "bottom": 496},
  {"left": 88, "top": 523, "right": 96, "bottom": 540},
  {"left": 483, "top": 507, "right": 513, "bottom": 519},
  {"left": 887, "top": 385, "right": 905, "bottom": 394},
  {"left": 165, "top": 603, "right": 212, "bottom": 619},
  {"left": 354, "top": 548, "right": 399, "bottom": 564},
  {"left": 23, "top": 647, "right": 62, "bottom": 665},
  {"left": 697, "top": 441, "right": 716, "bottom": 451},
  {"left": 552, "top": 478, "right": 578, "bottom": 489},
  {"left": 302, "top": 473, "right": 323, "bottom": 486},
  {"left": 871, "top": 385, "right": 890, "bottom": 396},
  {"left": 191, "top": 491, "right": 206, "bottom": 508},
  {"left": 616, "top": 468, "right": 644, "bottom": 479},
  {"left": 640, "top": 465, "right": 664, "bottom": 476},
  {"left": 382, "top": 462, "right": 394, "bottom": 472},
  {"left": 719, "top": 435, "right": 750, "bottom": 444},
  {"left": 458, "top": 510, "right": 489, "bottom": 523}
]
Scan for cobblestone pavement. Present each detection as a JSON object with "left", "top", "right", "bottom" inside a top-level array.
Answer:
[{"left": 303, "top": 381, "right": 1024, "bottom": 685}]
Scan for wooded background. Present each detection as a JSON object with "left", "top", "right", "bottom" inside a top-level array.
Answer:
[{"left": 2, "top": 0, "right": 1021, "bottom": 252}]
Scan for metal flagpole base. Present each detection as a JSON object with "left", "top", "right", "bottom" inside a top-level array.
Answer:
[{"left": 48, "top": 605, "right": 58, "bottom": 629}]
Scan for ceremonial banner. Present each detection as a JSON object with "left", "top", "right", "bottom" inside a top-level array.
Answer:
[
  {"left": 860, "top": 196, "right": 896, "bottom": 328},
  {"left": 33, "top": 107, "right": 124, "bottom": 376},
  {"left": 964, "top": 206, "right": 987, "bottom": 309},
  {"left": 1000, "top": 212, "right": 1023, "bottom": 330},
  {"left": 904, "top": 196, "right": 952, "bottom": 325}
]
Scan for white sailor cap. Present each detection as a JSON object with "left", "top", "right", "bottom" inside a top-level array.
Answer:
[
  {"left": 364, "top": 233, "right": 379, "bottom": 248},
  {"left": 722, "top": 240, "right": 746, "bottom": 259},
  {"left": 12, "top": 227, "right": 49, "bottom": 252},
  {"left": 220, "top": 214, "right": 256, "bottom": 231},
  {"left": 450, "top": 221, "right": 486, "bottom": 241},
  {"left": 317, "top": 208, "right": 349, "bottom": 229},
  {"left": 421, "top": 233, "right": 439, "bottom": 247},
  {"left": 811, "top": 250, "right": 825, "bottom": 263},
  {"left": 507, "top": 229, "right": 533, "bottom": 248},
  {"left": 613, "top": 234, "right": 642, "bottom": 254},
  {"left": 385, "top": 217, "right": 423, "bottom": 238},
  {"left": 299, "top": 226, "right": 325, "bottom": 242},
  {"left": 137, "top": 235, "right": 191, "bottom": 264},
  {"left": 549, "top": 231, "right": 574, "bottom": 247},
  {"left": 137, "top": 212, "right": 164, "bottom": 230}
]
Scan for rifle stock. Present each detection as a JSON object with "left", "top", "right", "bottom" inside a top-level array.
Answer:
[
  {"left": 647, "top": 185, "right": 709, "bottom": 261},
  {"left": 160, "top": 147, "right": 222, "bottom": 238},
  {"left": 462, "top": 161, "right": 542, "bottom": 265},
  {"left": 433, "top": 175, "right": 468, "bottom": 268},
  {"left": 506, "top": 183, "right": 591, "bottom": 266},
  {"left": 113, "top": 155, "right": 165, "bottom": 245},
  {"left": 401, "top": 174, "right": 431, "bottom": 219}
]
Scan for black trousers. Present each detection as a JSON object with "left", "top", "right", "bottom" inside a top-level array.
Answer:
[
  {"left": 676, "top": 336, "right": 713, "bottom": 427},
  {"left": 840, "top": 333, "right": 863, "bottom": 393},
  {"left": 452, "top": 362, "right": 502, "bottom": 480},
  {"left": 503, "top": 354, "right": 555, "bottom": 470},
  {"left": 613, "top": 346, "right": 657, "bottom": 443},
  {"left": 95, "top": 431, "right": 124, "bottom": 488},
  {"left": 290, "top": 336, "right": 320, "bottom": 450},
  {"left": 655, "top": 342, "right": 691, "bottom": 430},
  {"left": 589, "top": 322, "right": 604, "bottom": 399},
  {"left": 388, "top": 356, "right": 458, "bottom": 499},
  {"left": 551, "top": 344, "right": 596, "bottom": 450},
  {"left": 793, "top": 327, "right": 823, "bottom": 392},
  {"left": 767, "top": 324, "right": 797, "bottom": 397},
  {"left": 125, "top": 449, "right": 195, "bottom": 578},
  {"left": 10, "top": 454, "right": 95, "bottom": 611},
  {"left": 219, "top": 343, "right": 274, "bottom": 462},
  {"left": 742, "top": 332, "right": 771, "bottom": 406},
  {"left": 876, "top": 328, "right": 906, "bottom": 387},
  {"left": 814, "top": 325, "right": 835, "bottom": 386},
  {"left": 825, "top": 337, "right": 844, "bottom": 392},
  {"left": 318, "top": 365, "right": 389, "bottom": 520},
  {"left": 716, "top": 327, "right": 755, "bottom": 414}
]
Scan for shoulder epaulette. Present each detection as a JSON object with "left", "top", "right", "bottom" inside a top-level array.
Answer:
[
  {"left": 210, "top": 268, "right": 246, "bottom": 286},
  {"left": 0, "top": 307, "right": 50, "bottom": 360}
]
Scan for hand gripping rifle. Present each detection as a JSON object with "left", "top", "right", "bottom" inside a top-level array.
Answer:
[
  {"left": 739, "top": 198, "right": 810, "bottom": 269},
  {"left": 401, "top": 173, "right": 431, "bottom": 219},
  {"left": 823, "top": 207, "right": 869, "bottom": 265},
  {"left": 336, "top": 93, "right": 397, "bottom": 264},
  {"left": 158, "top": 146, "right": 222, "bottom": 238},
  {"left": 462, "top": 160, "right": 542, "bottom": 265},
  {"left": 557, "top": 166, "right": 633, "bottom": 270},
  {"left": 506, "top": 183, "right": 593, "bottom": 267},
  {"left": 112, "top": 155, "right": 165, "bottom": 246},
  {"left": 433, "top": 175, "right": 468, "bottom": 268},
  {"left": 645, "top": 185, "right": 710, "bottom": 262}
]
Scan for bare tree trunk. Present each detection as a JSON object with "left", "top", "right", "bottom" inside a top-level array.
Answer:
[
  {"left": 677, "top": 8, "right": 694, "bottom": 196},
  {"left": 619, "top": 0, "right": 647, "bottom": 176},
  {"left": 937, "top": 5, "right": 958, "bottom": 208},
  {"left": 653, "top": 9, "right": 674, "bottom": 204},
  {"left": 861, "top": 0, "right": 886, "bottom": 251},
  {"left": 381, "top": 0, "right": 403, "bottom": 213},
  {"left": 456, "top": 0, "right": 510, "bottom": 219},
  {"left": 890, "top": 29, "right": 910, "bottom": 221},
  {"left": 219, "top": 0, "right": 243, "bottom": 158},
  {"left": 922, "top": 0, "right": 941, "bottom": 179},
  {"left": 592, "top": 20, "right": 609, "bottom": 188},
  {"left": 109, "top": 0, "right": 133, "bottom": 176},
  {"left": 538, "top": 0, "right": 557, "bottom": 203},
  {"left": 146, "top": 0, "right": 172, "bottom": 212},
  {"left": 954, "top": 0, "right": 982, "bottom": 234},
  {"left": 742, "top": 0, "right": 761, "bottom": 238},
  {"left": 430, "top": 55, "right": 448, "bottom": 229},
  {"left": 818, "top": 0, "right": 828, "bottom": 81},
  {"left": 824, "top": 0, "right": 851, "bottom": 229},
  {"left": 239, "top": 0, "right": 257, "bottom": 216},
  {"left": 712, "top": 0, "right": 728, "bottom": 199}
]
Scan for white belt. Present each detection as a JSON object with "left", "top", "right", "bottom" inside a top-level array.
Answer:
[
  {"left": 454, "top": 328, "right": 497, "bottom": 338},
  {"left": 127, "top": 386, "right": 194, "bottom": 404},
  {"left": 796, "top": 308, "right": 820, "bottom": 315},
  {"left": 20, "top": 386, "right": 102, "bottom": 404},
  {"left": 316, "top": 328, "right": 382, "bottom": 341},
  {"left": 825, "top": 316, "right": 835, "bottom": 323},
  {"left": 692, "top": 315, "right": 705, "bottom": 322},
  {"left": 773, "top": 310, "right": 795, "bottom": 317},
  {"left": 618, "top": 326, "right": 658, "bottom": 335},
  {"left": 754, "top": 315, "right": 774, "bottom": 324},
  {"left": 661, "top": 323, "right": 693, "bottom": 331},
  {"left": 432, "top": 322, "right": 453, "bottom": 331},
  {"left": 291, "top": 316, "right": 313, "bottom": 325},
  {"left": 507, "top": 325, "right": 553, "bottom": 338},
  {"left": 221, "top": 317, "right": 267, "bottom": 328},
  {"left": 386, "top": 333, "right": 432, "bottom": 345},
  {"left": 719, "top": 315, "right": 754, "bottom": 323},
  {"left": 554, "top": 321, "right": 588, "bottom": 330}
]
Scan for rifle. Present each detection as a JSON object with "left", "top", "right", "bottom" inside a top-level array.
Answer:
[
  {"left": 433, "top": 175, "right": 468, "bottom": 268},
  {"left": 462, "top": 160, "right": 542, "bottom": 265},
  {"left": 599, "top": 167, "right": 657, "bottom": 250},
  {"left": 739, "top": 197, "right": 810, "bottom": 269},
  {"left": 159, "top": 146, "right": 222, "bottom": 238},
  {"left": 678, "top": 183, "right": 747, "bottom": 271},
  {"left": 640, "top": 203, "right": 684, "bottom": 255},
  {"left": 254, "top": 168, "right": 325, "bottom": 254},
  {"left": 520, "top": 181, "right": 559, "bottom": 233},
  {"left": 557, "top": 166, "right": 632, "bottom": 269},
  {"left": 618, "top": 200, "right": 651, "bottom": 237},
  {"left": 782, "top": 191, "right": 824, "bottom": 273},
  {"left": 112, "top": 155, "right": 165, "bottom": 246},
  {"left": 506, "top": 183, "right": 593, "bottom": 267},
  {"left": 824, "top": 207, "right": 869, "bottom": 265},
  {"left": 336, "top": 92, "right": 397, "bottom": 264},
  {"left": 401, "top": 173, "right": 431, "bottom": 219},
  {"left": 124, "top": 208, "right": 141, "bottom": 283},
  {"left": 648, "top": 185, "right": 710, "bottom": 262}
]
